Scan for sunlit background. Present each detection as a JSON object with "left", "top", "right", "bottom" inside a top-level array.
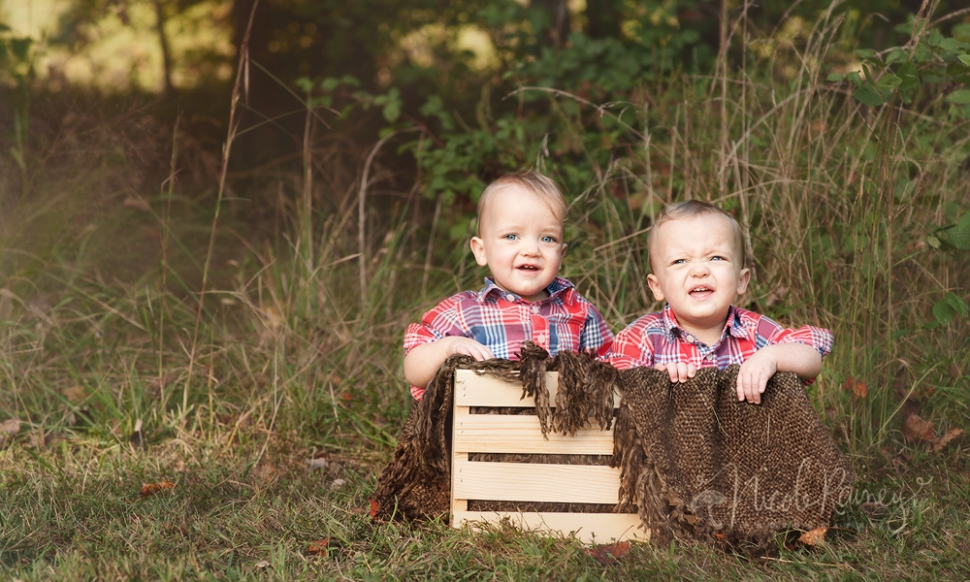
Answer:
[{"left": 2, "top": 0, "right": 235, "bottom": 91}]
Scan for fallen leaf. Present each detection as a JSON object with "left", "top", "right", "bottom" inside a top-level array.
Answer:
[
  {"left": 932, "top": 428, "right": 963, "bottom": 452},
  {"left": 902, "top": 414, "right": 936, "bottom": 443},
  {"left": 254, "top": 560, "right": 270, "bottom": 569},
  {"left": 61, "top": 386, "right": 87, "bottom": 403},
  {"left": 140, "top": 480, "right": 175, "bottom": 497},
  {"left": 583, "top": 541, "right": 630, "bottom": 566},
  {"left": 306, "top": 538, "right": 330, "bottom": 556},
  {"left": 332, "top": 478, "right": 347, "bottom": 488},
  {"left": 369, "top": 499, "right": 380, "bottom": 518},
  {"left": 843, "top": 377, "right": 867, "bottom": 399},
  {"left": 798, "top": 526, "right": 827, "bottom": 546},
  {"left": 0, "top": 418, "right": 21, "bottom": 436}
]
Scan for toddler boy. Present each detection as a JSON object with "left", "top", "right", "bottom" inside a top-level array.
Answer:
[
  {"left": 404, "top": 170, "right": 613, "bottom": 399},
  {"left": 607, "top": 200, "right": 833, "bottom": 404}
]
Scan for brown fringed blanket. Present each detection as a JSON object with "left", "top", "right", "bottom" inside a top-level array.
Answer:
[{"left": 371, "top": 346, "right": 854, "bottom": 544}]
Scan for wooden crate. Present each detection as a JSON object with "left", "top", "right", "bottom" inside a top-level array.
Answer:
[{"left": 451, "top": 369, "right": 648, "bottom": 544}]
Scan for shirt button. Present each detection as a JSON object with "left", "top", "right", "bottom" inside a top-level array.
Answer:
[
  {"left": 532, "top": 305, "right": 540, "bottom": 314},
  {"left": 706, "top": 353, "right": 715, "bottom": 361},
  {"left": 538, "top": 334, "right": 546, "bottom": 344},
  {"left": 505, "top": 294, "right": 515, "bottom": 302},
  {"left": 685, "top": 335, "right": 695, "bottom": 343}
]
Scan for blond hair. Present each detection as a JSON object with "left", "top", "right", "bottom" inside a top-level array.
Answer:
[
  {"left": 647, "top": 200, "right": 747, "bottom": 271},
  {"left": 477, "top": 170, "right": 567, "bottom": 236}
]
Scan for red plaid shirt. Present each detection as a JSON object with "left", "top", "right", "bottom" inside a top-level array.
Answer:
[
  {"left": 405, "top": 277, "right": 614, "bottom": 400},
  {"left": 607, "top": 305, "right": 833, "bottom": 376}
]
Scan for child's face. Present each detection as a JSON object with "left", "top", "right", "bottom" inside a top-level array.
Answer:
[
  {"left": 647, "top": 214, "right": 750, "bottom": 341},
  {"left": 470, "top": 185, "right": 566, "bottom": 302}
]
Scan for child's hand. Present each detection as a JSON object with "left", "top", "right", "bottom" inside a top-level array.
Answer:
[
  {"left": 443, "top": 337, "right": 495, "bottom": 361},
  {"left": 736, "top": 350, "right": 778, "bottom": 404},
  {"left": 654, "top": 362, "right": 696, "bottom": 383}
]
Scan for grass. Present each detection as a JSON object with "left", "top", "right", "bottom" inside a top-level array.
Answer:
[
  {"left": 1, "top": 436, "right": 968, "bottom": 580},
  {"left": 2, "top": 4, "right": 970, "bottom": 579}
]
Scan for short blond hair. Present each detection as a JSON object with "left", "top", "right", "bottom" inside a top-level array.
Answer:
[
  {"left": 477, "top": 170, "right": 567, "bottom": 236},
  {"left": 648, "top": 200, "right": 746, "bottom": 271}
]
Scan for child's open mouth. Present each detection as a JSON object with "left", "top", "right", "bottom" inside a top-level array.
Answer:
[
  {"left": 689, "top": 286, "right": 714, "bottom": 298},
  {"left": 517, "top": 265, "right": 540, "bottom": 271}
]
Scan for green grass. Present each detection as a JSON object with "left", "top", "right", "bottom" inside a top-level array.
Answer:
[
  {"left": 1, "top": 433, "right": 968, "bottom": 580},
  {"left": 2, "top": 5, "right": 970, "bottom": 579}
]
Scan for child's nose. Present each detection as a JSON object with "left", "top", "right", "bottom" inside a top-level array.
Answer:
[
  {"left": 690, "top": 261, "right": 710, "bottom": 275},
  {"left": 521, "top": 239, "right": 541, "bottom": 255}
]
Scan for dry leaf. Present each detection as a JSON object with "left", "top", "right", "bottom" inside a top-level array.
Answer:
[
  {"left": 306, "top": 539, "right": 330, "bottom": 556},
  {"left": 843, "top": 377, "right": 867, "bottom": 399},
  {"left": 61, "top": 386, "right": 87, "bottom": 403},
  {"left": 902, "top": 414, "right": 936, "bottom": 443},
  {"left": 583, "top": 541, "right": 630, "bottom": 566},
  {"left": 369, "top": 499, "right": 380, "bottom": 519},
  {"left": 798, "top": 526, "right": 828, "bottom": 546},
  {"left": 0, "top": 418, "right": 21, "bottom": 436},
  {"left": 139, "top": 480, "right": 175, "bottom": 497},
  {"left": 932, "top": 428, "right": 963, "bottom": 452},
  {"left": 254, "top": 560, "right": 270, "bottom": 569}
]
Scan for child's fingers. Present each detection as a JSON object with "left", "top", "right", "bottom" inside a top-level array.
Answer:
[
  {"left": 737, "top": 370, "right": 768, "bottom": 404},
  {"left": 453, "top": 342, "right": 493, "bottom": 361},
  {"left": 654, "top": 363, "right": 695, "bottom": 383}
]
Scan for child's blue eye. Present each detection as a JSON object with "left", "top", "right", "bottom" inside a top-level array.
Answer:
[
  {"left": 541, "top": 235, "right": 556, "bottom": 243},
  {"left": 710, "top": 256, "right": 725, "bottom": 261},
  {"left": 504, "top": 234, "right": 518, "bottom": 241},
  {"left": 673, "top": 259, "right": 686, "bottom": 265}
]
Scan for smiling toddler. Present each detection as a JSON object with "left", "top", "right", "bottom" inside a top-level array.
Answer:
[
  {"left": 607, "top": 200, "right": 833, "bottom": 404},
  {"left": 403, "top": 170, "right": 613, "bottom": 399}
]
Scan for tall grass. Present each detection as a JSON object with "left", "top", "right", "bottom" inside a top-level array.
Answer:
[{"left": 1, "top": 3, "right": 967, "bottom": 459}]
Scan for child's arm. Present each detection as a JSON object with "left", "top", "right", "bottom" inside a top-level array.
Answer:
[
  {"left": 403, "top": 337, "right": 494, "bottom": 389},
  {"left": 736, "top": 342, "right": 822, "bottom": 404}
]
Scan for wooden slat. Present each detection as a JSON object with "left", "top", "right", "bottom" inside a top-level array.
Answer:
[
  {"left": 455, "top": 370, "right": 620, "bottom": 407},
  {"left": 453, "top": 460, "right": 621, "bottom": 503},
  {"left": 453, "top": 414, "right": 614, "bottom": 455},
  {"left": 453, "top": 511, "right": 649, "bottom": 544},
  {"left": 454, "top": 370, "right": 556, "bottom": 407},
  {"left": 451, "top": 450, "right": 469, "bottom": 514}
]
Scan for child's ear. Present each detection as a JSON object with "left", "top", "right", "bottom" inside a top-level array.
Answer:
[
  {"left": 736, "top": 268, "right": 751, "bottom": 294},
  {"left": 470, "top": 237, "right": 488, "bottom": 267},
  {"left": 646, "top": 274, "right": 665, "bottom": 301},
  {"left": 561, "top": 243, "right": 568, "bottom": 257}
]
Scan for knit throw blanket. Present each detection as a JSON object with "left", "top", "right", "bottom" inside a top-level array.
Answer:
[{"left": 371, "top": 346, "right": 854, "bottom": 544}]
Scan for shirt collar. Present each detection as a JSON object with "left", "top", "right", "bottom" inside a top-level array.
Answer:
[
  {"left": 478, "top": 277, "right": 573, "bottom": 302},
  {"left": 661, "top": 304, "right": 747, "bottom": 343}
]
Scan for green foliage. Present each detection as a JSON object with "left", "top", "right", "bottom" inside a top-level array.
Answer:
[{"left": 836, "top": 21, "right": 970, "bottom": 110}]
